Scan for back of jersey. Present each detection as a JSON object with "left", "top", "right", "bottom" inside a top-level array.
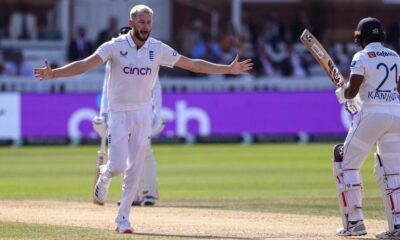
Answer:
[{"left": 351, "top": 42, "right": 400, "bottom": 111}]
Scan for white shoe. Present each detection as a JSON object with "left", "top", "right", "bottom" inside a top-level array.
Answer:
[
  {"left": 115, "top": 219, "right": 134, "bottom": 234},
  {"left": 336, "top": 220, "right": 367, "bottom": 236},
  {"left": 93, "top": 174, "right": 110, "bottom": 205},
  {"left": 376, "top": 230, "right": 400, "bottom": 239}
]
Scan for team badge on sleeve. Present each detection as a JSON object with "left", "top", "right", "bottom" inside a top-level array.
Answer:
[
  {"left": 367, "top": 52, "right": 376, "bottom": 58},
  {"left": 351, "top": 61, "right": 357, "bottom": 67}
]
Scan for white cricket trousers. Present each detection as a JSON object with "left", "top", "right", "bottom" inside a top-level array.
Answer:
[
  {"left": 342, "top": 110, "right": 400, "bottom": 221},
  {"left": 137, "top": 146, "right": 158, "bottom": 198},
  {"left": 342, "top": 111, "right": 400, "bottom": 170},
  {"left": 105, "top": 106, "right": 152, "bottom": 223}
]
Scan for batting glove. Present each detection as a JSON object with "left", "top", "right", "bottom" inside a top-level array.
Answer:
[
  {"left": 335, "top": 86, "right": 346, "bottom": 104},
  {"left": 344, "top": 99, "right": 360, "bottom": 114},
  {"left": 92, "top": 116, "right": 107, "bottom": 138}
]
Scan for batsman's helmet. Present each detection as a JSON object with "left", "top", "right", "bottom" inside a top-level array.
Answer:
[
  {"left": 354, "top": 17, "right": 385, "bottom": 47},
  {"left": 119, "top": 27, "right": 131, "bottom": 36}
]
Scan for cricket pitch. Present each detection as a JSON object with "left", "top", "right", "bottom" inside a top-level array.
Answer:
[{"left": 0, "top": 200, "right": 386, "bottom": 239}]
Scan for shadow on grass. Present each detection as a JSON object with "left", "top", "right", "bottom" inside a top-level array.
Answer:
[
  {"left": 157, "top": 197, "right": 386, "bottom": 220},
  {"left": 0, "top": 221, "right": 283, "bottom": 240},
  {"left": 135, "top": 232, "right": 267, "bottom": 239}
]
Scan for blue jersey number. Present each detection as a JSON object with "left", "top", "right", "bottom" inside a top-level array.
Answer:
[{"left": 376, "top": 63, "right": 397, "bottom": 92}]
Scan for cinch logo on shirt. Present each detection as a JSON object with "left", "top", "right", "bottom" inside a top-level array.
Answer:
[{"left": 123, "top": 67, "right": 152, "bottom": 75}]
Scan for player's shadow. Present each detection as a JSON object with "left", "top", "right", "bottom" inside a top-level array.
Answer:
[
  {"left": 134, "top": 232, "right": 282, "bottom": 239},
  {"left": 135, "top": 232, "right": 379, "bottom": 239},
  {"left": 348, "top": 237, "right": 377, "bottom": 240}
]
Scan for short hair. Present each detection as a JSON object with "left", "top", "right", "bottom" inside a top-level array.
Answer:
[
  {"left": 130, "top": 4, "right": 153, "bottom": 20},
  {"left": 119, "top": 27, "right": 130, "bottom": 35}
]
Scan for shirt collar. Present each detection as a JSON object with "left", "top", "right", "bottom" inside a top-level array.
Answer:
[
  {"left": 127, "top": 31, "right": 149, "bottom": 49},
  {"left": 364, "top": 42, "right": 382, "bottom": 50}
]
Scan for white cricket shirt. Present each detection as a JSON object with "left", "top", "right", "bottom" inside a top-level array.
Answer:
[
  {"left": 351, "top": 42, "right": 400, "bottom": 113},
  {"left": 95, "top": 33, "right": 181, "bottom": 112}
]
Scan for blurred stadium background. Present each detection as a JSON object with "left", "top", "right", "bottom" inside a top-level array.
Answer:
[
  {"left": 0, "top": 1, "right": 395, "bottom": 238},
  {"left": 1, "top": 0, "right": 400, "bottom": 146}
]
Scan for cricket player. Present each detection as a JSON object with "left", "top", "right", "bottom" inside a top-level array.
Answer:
[
  {"left": 333, "top": 17, "right": 400, "bottom": 238},
  {"left": 34, "top": 4, "right": 253, "bottom": 234},
  {"left": 94, "top": 26, "right": 160, "bottom": 206}
]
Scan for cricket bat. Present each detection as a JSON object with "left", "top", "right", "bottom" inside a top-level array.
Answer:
[
  {"left": 93, "top": 134, "right": 107, "bottom": 205},
  {"left": 94, "top": 136, "right": 107, "bottom": 187},
  {"left": 300, "top": 29, "right": 344, "bottom": 88},
  {"left": 92, "top": 116, "right": 108, "bottom": 205}
]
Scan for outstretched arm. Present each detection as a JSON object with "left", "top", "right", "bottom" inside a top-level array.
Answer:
[
  {"left": 175, "top": 54, "right": 253, "bottom": 75},
  {"left": 34, "top": 54, "right": 104, "bottom": 80}
]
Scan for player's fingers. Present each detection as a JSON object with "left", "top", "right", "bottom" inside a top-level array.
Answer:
[
  {"left": 240, "top": 63, "right": 253, "bottom": 71},
  {"left": 241, "top": 59, "right": 252, "bottom": 64},
  {"left": 34, "top": 70, "right": 43, "bottom": 76},
  {"left": 44, "top": 59, "right": 50, "bottom": 69},
  {"left": 240, "top": 61, "right": 253, "bottom": 66},
  {"left": 243, "top": 67, "right": 253, "bottom": 72},
  {"left": 34, "top": 73, "right": 44, "bottom": 80},
  {"left": 242, "top": 63, "right": 253, "bottom": 69}
]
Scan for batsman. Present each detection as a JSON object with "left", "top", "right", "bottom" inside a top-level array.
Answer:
[{"left": 333, "top": 17, "right": 400, "bottom": 238}]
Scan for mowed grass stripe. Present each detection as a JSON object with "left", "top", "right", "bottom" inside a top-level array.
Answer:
[
  {"left": 0, "top": 144, "right": 383, "bottom": 218},
  {"left": 0, "top": 221, "right": 179, "bottom": 240}
]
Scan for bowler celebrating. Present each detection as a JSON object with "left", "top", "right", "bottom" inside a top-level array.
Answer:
[{"left": 34, "top": 4, "right": 253, "bottom": 234}]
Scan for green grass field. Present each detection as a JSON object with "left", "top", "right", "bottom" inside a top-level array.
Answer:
[{"left": 0, "top": 144, "right": 385, "bottom": 239}]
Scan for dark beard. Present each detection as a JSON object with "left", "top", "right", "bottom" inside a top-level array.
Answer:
[{"left": 134, "top": 28, "right": 150, "bottom": 42}]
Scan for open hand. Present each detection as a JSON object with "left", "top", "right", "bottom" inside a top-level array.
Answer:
[
  {"left": 34, "top": 60, "right": 54, "bottom": 80},
  {"left": 229, "top": 54, "right": 253, "bottom": 75}
]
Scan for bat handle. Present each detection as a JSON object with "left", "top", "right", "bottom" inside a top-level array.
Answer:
[
  {"left": 100, "top": 135, "right": 106, "bottom": 152},
  {"left": 337, "top": 78, "right": 345, "bottom": 87},
  {"left": 97, "top": 151, "right": 106, "bottom": 166},
  {"left": 98, "top": 135, "right": 106, "bottom": 165},
  {"left": 94, "top": 136, "right": 107, "bottom": 189}
]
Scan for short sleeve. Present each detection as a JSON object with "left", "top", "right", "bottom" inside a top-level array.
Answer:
[
  {"left": 95, "top": 41, "right": 114, "bottom": 63},
  {"left": 159, "top": 43, "right": 181, "bottom": 68},
  {"left": 350, "top": 52, "right": 364, "bottom": 76}
]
